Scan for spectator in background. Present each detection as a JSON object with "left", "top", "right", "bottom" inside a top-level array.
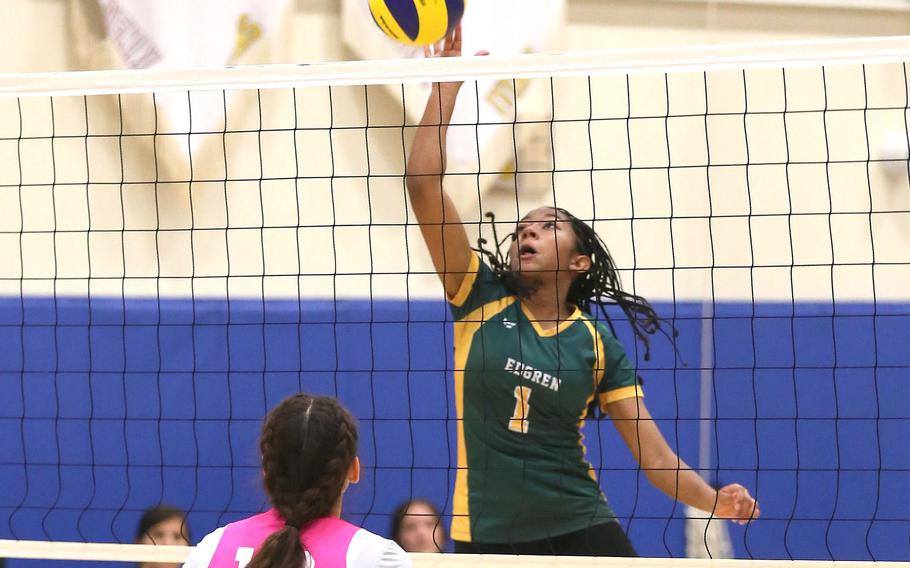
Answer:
[
  {"left": 135, "top": 505, "right": 191, "bottom": 568},
  {"left": 391, "top": 499, "right": 447, "bottom": 553}
]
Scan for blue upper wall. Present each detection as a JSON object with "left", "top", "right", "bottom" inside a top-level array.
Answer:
[{"left": 0, "top": 297, "right": 908, "bottom": 563}]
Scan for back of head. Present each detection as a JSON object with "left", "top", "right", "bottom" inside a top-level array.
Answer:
[{"left": 246, "top": 394, "right": 359, "bottom": 568}]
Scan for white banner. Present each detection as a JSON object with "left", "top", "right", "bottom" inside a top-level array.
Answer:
[
  {"left": 341, "top": 0, "right": 567, "bottom": 193},
  {"left": 94, "top": 0, "right": 291, "bottom": 146},
  {"left": 97, "top": 0, "right": 290, "bottom": 68}
]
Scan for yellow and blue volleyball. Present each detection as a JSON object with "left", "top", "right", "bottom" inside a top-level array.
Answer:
[{"left": 368, "top": 0, "right": 465, "bottom": 46}]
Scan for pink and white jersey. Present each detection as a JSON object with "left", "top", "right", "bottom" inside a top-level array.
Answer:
[{"left": 182, "top": 509, "right": 411, "bottom": 568}]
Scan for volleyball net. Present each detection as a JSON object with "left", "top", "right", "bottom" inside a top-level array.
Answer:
[{"left": 0, "top": 36, "right": 908, "bottom": 566}]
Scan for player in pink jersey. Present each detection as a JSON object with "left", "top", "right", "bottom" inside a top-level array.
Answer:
[{"left": 182, "top": 394, "right": 411, "bottom": 568}]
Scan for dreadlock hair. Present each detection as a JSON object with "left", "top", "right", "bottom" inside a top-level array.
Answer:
[
  {"left": 474, "top": 208, "right": 677, "bottom": 362},
  {"left": 246, "top": 394, "right": 359, "bottom": 568}
]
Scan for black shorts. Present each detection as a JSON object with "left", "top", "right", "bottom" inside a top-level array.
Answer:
[{"left": 453, "top": 521, "right": 637, "bottom": 557}]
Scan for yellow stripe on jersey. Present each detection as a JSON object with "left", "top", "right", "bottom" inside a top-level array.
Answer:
[
  {"left": 578, "top": 318, "right": 605, "bottom": 482},
  {"left": 451, "top": 294, "right": 518, "bottom": 542},
  {"left": 600, "top": 385, "right": 645, "bottom": 408},
  {"left": 448, "top": 253, "right": 480, "bottom": 307},
  {"left": 580, "top": 318, "right": 605, "bottom": 393},
  {"left": 581, "top": 318, "right": 644, "bottom": 411},
  {"left": 576, "top": 402, "right": 598, "bottom": 483},
  {"left": 520, "top": 303, "right": 581, "bottom": 337}
]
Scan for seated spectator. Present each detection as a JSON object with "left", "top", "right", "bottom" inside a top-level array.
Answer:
[
  {"left": 391, "top": 499, "right": 447, "bottom": 553},
  {"left": 135, "top": 504, "right": 191, "bottom": 568}
]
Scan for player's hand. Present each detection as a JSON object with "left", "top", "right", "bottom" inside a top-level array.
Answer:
[
  {"left": 424, "top": 23, "right": 463, "bottom": 59},
  {"left": 424, "top": 25, "right": 488, "bottom": 93},
  {"left": 713, "top": 483, "right": 760, "bottom": 525}
]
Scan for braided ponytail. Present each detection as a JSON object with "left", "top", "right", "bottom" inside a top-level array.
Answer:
[{"left": 246, "top": 395, "right": 359, "bottom": 568}]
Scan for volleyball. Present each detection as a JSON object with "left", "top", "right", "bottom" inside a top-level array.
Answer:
[{"left": 368, "top": 0, "right": 465, "bottom": 46}]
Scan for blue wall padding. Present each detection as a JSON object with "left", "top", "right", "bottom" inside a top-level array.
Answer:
[{"left": 0, "top": 297, "right": 907, "bottom": 564}]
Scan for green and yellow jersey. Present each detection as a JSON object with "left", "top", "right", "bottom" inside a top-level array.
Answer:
[{"left": 448, "top": 253, "right": 643, "bottom": 544}]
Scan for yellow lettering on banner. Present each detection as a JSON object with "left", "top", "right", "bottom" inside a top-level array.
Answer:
[
  {"left": 230, "top": 14, "right": 262, "bottom": 63},
  {"left": 485, "top": 52, "right": 533, "bottom": 118},
  {"left": 498, "top": 159, "right": 517, "bottom": 181}
]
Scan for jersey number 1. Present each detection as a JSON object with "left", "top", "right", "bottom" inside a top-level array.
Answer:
[
  {"left": 235, "top": 547, "right": 315, "bottom": 568},
  {"left": 508, "top": 385, "right": 532, "bottom": 434}
]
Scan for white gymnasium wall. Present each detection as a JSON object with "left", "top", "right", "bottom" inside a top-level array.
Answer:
[{"left": 0, "top": 0, "right": 908, "bottom": 302}]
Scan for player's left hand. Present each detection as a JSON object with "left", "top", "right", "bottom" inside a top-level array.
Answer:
[{"left": 713, "top": 483, "right": 760, "bottom": 525}]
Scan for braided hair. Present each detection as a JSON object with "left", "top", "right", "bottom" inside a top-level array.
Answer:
[
  {"left": 474, "top": 208, "right": 676, "bottom": 361},
  {"left": 246, "top": 394, "right": 358, "bottom": 568}
]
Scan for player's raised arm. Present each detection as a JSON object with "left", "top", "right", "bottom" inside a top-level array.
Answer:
[
  {"left": 405, "top": 25, "right": 478, "bottom": 299},
  {"left": 606, "top": 397, "right": 761, "bottom": 525}
]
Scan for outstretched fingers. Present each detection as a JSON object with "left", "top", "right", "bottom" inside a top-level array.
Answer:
[
  {"left": 425, "top": 23, "right": 476, "bottom": 59},
  {"left": 452, "top": 23, "right": 462, "bottom": 52}
]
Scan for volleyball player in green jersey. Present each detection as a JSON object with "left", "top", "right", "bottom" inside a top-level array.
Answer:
[{"left": 406, "top": 26, "right": 761, "bottom": 556}]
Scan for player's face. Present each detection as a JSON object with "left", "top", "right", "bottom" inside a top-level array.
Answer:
[
  {"left": 397, "top": 502, "right": 445, "bottom": 553},
  {"left": 136, "top": 516, "right": 190, "bottom": 568},
  {"left": 508, "top": 207, "right": 583, "bottom": 277}
]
